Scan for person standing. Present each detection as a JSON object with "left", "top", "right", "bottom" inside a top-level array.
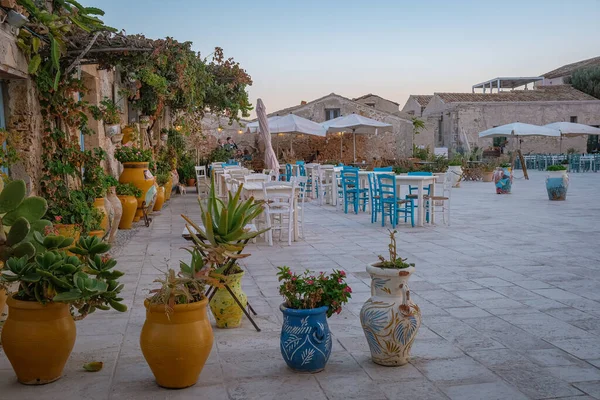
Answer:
[{"left": 225, "top": 137, "right": 238, "bottom": 151}]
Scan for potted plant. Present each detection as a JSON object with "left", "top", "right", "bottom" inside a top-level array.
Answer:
[
  {"left": 0, "top": 234, "right": 126, "bottom": 384},
  {"left": 115, "top": 183, "right": 141, "bottom": 229},
  {"left": 141, "top": 248, "right": 222, "bottom": 388},
  {"left": 447, "top": 154, "right": 463, "bottom": 188},
  {"left": 115, "top": 143, "right": 156, "bottom": 222},
  {"left": 90, "top": 97, "right": 121, "bottom": 137},
  {"left": 153, "top": 173, "right": 169, "bottom": 212},
  {"left": 546, "top": 165, "right": 569, "bottom": 201},
  {"left": 481, "top": 159, "right": 498, "bottom": 182},
  {"left": 493, "top": 162, "right": 513, "bottom": 194},
  {"left": 360, "top": 230, "right": 421, "bottom": 366},
  {"left": 182, "top": 178, "right": 266, "bottom": 329},
  {"left": 277, "top": 266, "right": 351, "bottom": 373}
]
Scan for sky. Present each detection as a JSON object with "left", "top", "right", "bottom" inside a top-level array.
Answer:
[{"left": 81, "top": 0, "right": 600, "bottom": 118}]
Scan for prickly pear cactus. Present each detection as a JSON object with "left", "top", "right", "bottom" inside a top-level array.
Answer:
[{"left": 0, "top": 180, "right": 50, "bottom": 262}]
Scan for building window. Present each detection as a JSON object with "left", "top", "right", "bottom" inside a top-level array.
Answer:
[
  {"left": 325, "top": 108, "right": 340, "bottom": 121},
  {"left": 570, "top": 116, "right": 578, "bottom": 123},
  {"left": 365, "top": 102, "right": 375, "bottom": 108}
]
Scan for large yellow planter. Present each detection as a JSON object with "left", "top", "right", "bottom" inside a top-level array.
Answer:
[
  {"left": 89, "top": 230, "right": 104, "bottom": 238},
  {"left": 153, "top": 186, "right": 165, "bottom": 212},
  {"left": 1, "top": 297, "right": 76, "bottom": 384},
  {"left": 0, "top": 288, "right": 6, "bottom": 316},
  {"left": 209, "top": 271, "right": 247, "bottom": 328},
  {"left": 93, "top": 198, "right": 109, "bottom": 241},
  {"left": 119, "top": 162, "right": 156, "bottom": 222},
  {"left": 164, "top": 175, "right": 173, "bottom": 201},
  {"left": 118, "top": 195, "right": 137, "bottom": 229},
  {"left": 53, "top": 224, "right": 81, "bottom": 255},
  {"left": 140, "top": 298, "right": 213, "bottom": 389}
]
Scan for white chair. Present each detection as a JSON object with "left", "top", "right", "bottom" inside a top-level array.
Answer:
[
  {"left": 245, "top": 173, "right": 269, "bottom": 183},
  {"left": 424, "top": 173, "right": 452, "bottom": 225},
  {"left": 195, "top": 165, "right": 208, "bottom": 195},
  {"left": 262, "top": 181, "right": 296, "bottom": 246},
  {"left": 316, "top": 165, "right": 334, "bottom": 206},
  {"left": 291, "top": 176, "right": 307, "bottom": 238}
]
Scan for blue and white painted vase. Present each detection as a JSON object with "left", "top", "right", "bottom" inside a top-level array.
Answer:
[
  {"left": 360, "top": 262, "right": 421, "bottom": 366},
  {"left": 546, "top": 170, "right": 569, "bottom": 201},
  {"left": 280, "top": 304, "right": 332, "bottom": 373}
]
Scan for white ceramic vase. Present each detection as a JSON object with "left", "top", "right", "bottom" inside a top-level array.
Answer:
[
  {"left": 360, "top": 262, "right": 421, "bottom": 366},
  {"left": 447, "top": 166, "right": 462, "bottom": 188},
  {"left": 107, "top": 186, "right": 122, "bottom": 242}
]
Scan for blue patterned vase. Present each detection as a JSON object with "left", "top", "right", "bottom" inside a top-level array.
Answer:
[
  {"left": 546, "top": 171, "right": 568, "bottom": 201},
  {"left": 280, "top": 304, "right": 332, "bottom": 373},
  {"left": 360, "top": 263, "right": 421, "bottom": 366}
]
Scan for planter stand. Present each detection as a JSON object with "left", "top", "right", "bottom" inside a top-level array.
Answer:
[
  {"left": 141, "top": 201, "right": 152, "bottom": 227},
  {"left": 182, "top": 225, "right": 261, "bottom": 332}
]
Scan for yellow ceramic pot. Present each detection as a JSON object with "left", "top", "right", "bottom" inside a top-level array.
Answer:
[
  {"left": 119, "top": 162, "right": 155, "bottom": 222},
  {"left": 118, "top": 195, "right": 137, "bottom": 229},
  {"left": 140, "top": 298, "right": 213, "bottom": 389},
  {"left": 89, "top": 230, "right": 104, "bottom": 238},
  {"left": 93, "top": 198, "right": 109, "bottom": 241},
  {"left": 53, "top": 224, "right": 80, "bottom": 255},
  {"left": 1, "top": 297, "right": 76, "bottom": 384},
  {"left": 164, "top": 175, "right": 173, "bottom": 201},
  {"left": 209, "top": 271, "right": 247, "bottom": 329},
  {"left": 153, "top": 186, "right": 165, "bottom": 212},
  {"left": 0, "top": 288, "right": 6, "bottom": 316},
  {"left": 122, "top": 125, "right": 135, "bottom": 145}
]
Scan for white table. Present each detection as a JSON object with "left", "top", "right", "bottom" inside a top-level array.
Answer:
[{"left": 240, "top": 182, "right": 300, "bottom": 241}]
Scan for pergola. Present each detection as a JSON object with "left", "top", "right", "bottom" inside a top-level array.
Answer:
[{"left": 472, "top": 77, "right": 544, "bottom": 93}]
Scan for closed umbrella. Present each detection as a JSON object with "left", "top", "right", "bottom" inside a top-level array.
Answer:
[
  {"left": 256, "top": 99, "right": 279, "bottom": 173},
  {"left": 322, "top": 114, "right": 392, "bottom": 163},
  {"left": 544, "top": 122, "right": 600, "bottom": 152}
]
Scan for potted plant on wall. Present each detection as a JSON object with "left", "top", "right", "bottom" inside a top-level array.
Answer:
[
  {"left": 90, "top": 97, "right": 121, "bottom": 137},
  {"left": 0, "top": 234, "right": 126, "bottom": 385},
  {"left": 360, "top": 230, "right": 421, "bottom": 366},
  {"left": 182, "top": 179, "right": 266, "bottom": 329},
  {"left": 141, "top": 248, "right": 222, "bottom": 389},
  {"left": 546, "top": 164, "right": 569, "bottom": 201},
  {"left": 277, "top": 266, "right": 351, "bottom": 373},
  {"left": 115, "top": 183, "right": 141, "bottom": 229}
]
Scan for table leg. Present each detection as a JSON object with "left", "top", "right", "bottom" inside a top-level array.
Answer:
[
  {"left": 417, "top": 183, "right": 424, "bottom": 226},
  {"left": 428, "top": 181, "right": 435, "bottom": 225},
  {"left": 294, "top": 196, "right": 299, "bottom": 241}
]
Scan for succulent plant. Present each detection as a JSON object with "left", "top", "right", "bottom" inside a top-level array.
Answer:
[{"left": 0, "top": 180, "right": 50, "bottom": 262}]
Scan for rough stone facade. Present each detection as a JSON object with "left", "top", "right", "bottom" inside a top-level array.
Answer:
[{"left": 352, "top": 94, "right": 399, "bottom": 115}]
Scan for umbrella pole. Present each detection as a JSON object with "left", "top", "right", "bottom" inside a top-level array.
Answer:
[
  {"left": 340, "top": 133, "right": 343, "bottom": 161},
  {"left": 353, "top": 130, "right": 356, "bottom": 164},
  {"left": 559, "top": 134, "right": 563, "bottom": 154}
]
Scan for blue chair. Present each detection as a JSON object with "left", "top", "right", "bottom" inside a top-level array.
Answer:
[
  {"left": 407, "top": 172, "right": 433, "bottom": 197},
  {"left": 285, "top": 164, "right": 293, "bottom": 181},
  {"left": 222, "top": 162, "right": 239, "bottom": 167},
  {"left": 377, "top": 174, "right": 414, "bottom": 228},
  {"left": 367, "top": 173, "right": 380, "bottom": 223},
  {"left": 299, "top": 164, "right": 306, "bottom": 177},
  {"left": 340, "top": 167, "right": 368, "bottom": 214},
  {"left": 296, "top": 161, "right": 305, "bottom": 166},
  {"left": 373, "top": 166, "right": 393, "bottom": 172}
]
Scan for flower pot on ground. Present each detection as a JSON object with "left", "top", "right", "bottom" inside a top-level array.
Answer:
[
  {"left": 152, "top": 185, "right": 166, "bottom": 212},
  {"left": 164, "top": 175, "right": 173, "bottom": 201},
  {"left": 141, "top": 246, "right": 221, "bottom": 388},
  {"left": 446, "top": 155, "right": 464, "bottom": 188},
  {"left": 546, "top": 165, "right": 569, "bottom": 201},
  {"left": 481, "top": 159, "right": 498, "bottom": 183},
  {"left": 493, "top": 166, "right": 512, "bottom": 194},
  {"left": 277, "top": 267, "right": 351, "bottom": 373},
  {"left": 116, "top": 145, "right": 155, "bottom": 222},
  {"left": 187, "top": 178, "right": 196, "bottom": 187},
  {"left": 107, "top": 186, "right": 122, "bottom": 242},
  {"left": 209, "top": 269, "right": 246, "bottom": 328},
  {"left": 93, "top": 198, "right": 109, "bottom": 240},
  {"left": 116, "top": 183, "right": 141, "bottom": 229},
  {"left": 360, "top": 230, "right": 421, "bottom": 366},
  {"left": 1, "top": 235, "right": 127, "bottom": 384}
]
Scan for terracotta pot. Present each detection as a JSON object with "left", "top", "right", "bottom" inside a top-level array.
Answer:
[
  {"left": 1, "top": 297, "right": 76, "bottom": 384},
  {"left": 482, "top": 171, "right": 494, "bottom": 182},
  {"left": 93, "top": 198, "right": 109, "bottom": 241},
  {"left": 141, "top": 298, "right": 213, "bottom": 389},
  {"left": 360, "top": 262, "right": 421, "bottom": 366},
  {"left": 117, "top": 195, "right": 137, "bottom": 229},
  {"left": 164, "top": 175, "right": 173, "bottom": 201},
  {"left": 119, "top": 162, "right": 156, "bottom": 222},
  {"left": 107, "top": 187, "right": 122, "bottom": 242},
  {"left": 153, "top": 186, "right": 165, "bottom": 212},
  {"left": 186, "top": 178, "right": 196, "bottom": 187}
]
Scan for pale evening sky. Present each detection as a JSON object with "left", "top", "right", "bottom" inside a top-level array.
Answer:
[{"left": 81, "top": 0, "right": 600, "bottom": 118}]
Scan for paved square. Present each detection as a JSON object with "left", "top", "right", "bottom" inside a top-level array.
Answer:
[{"left": 1, "top": 170, "right": 600, "bottom": 399}]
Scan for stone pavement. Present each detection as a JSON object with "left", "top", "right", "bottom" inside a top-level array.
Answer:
[{"left": 2, "top": 170, "right": 600, "bottom": 399}]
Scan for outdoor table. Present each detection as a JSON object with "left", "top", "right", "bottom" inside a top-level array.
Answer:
[
  {"left": 357, "top": 171, "right": 436, "bottom": 226},
  {"left": 240, "top": 182, "right": 301, "bottom": 241}
]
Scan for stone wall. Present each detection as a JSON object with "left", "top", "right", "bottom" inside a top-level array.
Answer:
[
  {"left": 401, "top": 97, "right": 423, "bottom": 116},
  {"left": 353, "top": 95, "right": 399, "bottom": 115}
]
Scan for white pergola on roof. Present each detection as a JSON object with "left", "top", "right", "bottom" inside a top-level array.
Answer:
[{"left": 472, "top": 77, "right": 544, "bottom": 93}]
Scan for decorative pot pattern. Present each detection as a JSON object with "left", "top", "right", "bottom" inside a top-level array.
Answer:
[
  {"left": 153, "top": 186, "right": 165, "bottom": 212},
  {"left": 1, "top": 297, "right": 76, "bottom": 384},
  {"left": 141, "top": 298, "right": 213, "bottom": 389},
  {"left": 493, "top": 167, "right": 512, "bottom": 194},
  {"left": 107, "top": 187, "right": 122, "bottom": 242},
  {"left": 93, "top": 198, "right": 110, "bottom": 241},
  {"left": 209, "top": 271, "right": 247, "bottom": 328},
  {"left": 280, "top": 305, "right": 332, "bottom": 373},
  {"left": 118, "top": 162, "right": 156, "bottom": 222},
  {"left": 104, "top": 124, "right": 121, "bottom": 138},
  {"left": 546, "top": 171, "right": 569, "bottom": 201},
  {"left": 118, "top": 195, "right": 137, "bottom": 229},
  {"left": 447, "top": 166, "right": 462, "bottom": 188},
  {"left": 360, "top": 263, "right": 421, "bottom": 366}
]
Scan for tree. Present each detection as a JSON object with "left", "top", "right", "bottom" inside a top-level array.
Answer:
[{"left": 569, "top": 67, "right": 600, "bottom": 99}]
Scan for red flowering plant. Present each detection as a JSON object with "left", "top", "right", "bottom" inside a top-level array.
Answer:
[{"left": 276, "top": 266, "right": 352, "bottom": 318}]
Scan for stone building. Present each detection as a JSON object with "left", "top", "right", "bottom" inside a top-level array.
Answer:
[
  {"left": 536, "top": 56, "right": 600, "bottom": 87},
  {"left": 255, "top": 93, "right": 414, "bottom": 164},
  {"left": 401, "top": 95, "right": 433, "bottom": 117},
  {"left": 420, "top": 85, "right": 600, "bottom": 154}
]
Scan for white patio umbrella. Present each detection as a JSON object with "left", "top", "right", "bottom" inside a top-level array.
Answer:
[
  {"left": 246, "top": 113, "right": 326, "bottom": 154},
  {"left": 256, "top": 99, "right": 279, "bottom": 173},
  {"left": 544, "top": 122, "right": 600, "bottom": 153},
  {"left": 478, "top": 122, "right": 561, "bottom": 139},
  {"left": 322, "top": 114, "right": 392, "bottom": 163}
]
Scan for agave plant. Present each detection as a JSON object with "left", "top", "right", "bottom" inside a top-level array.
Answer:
[{"left": 181, "top": 176, "right": 267, "bottom": 275}]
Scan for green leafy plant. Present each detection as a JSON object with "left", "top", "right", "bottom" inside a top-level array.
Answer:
[
  {"left": 114, "top": 143, "right": 153, "bottom": 163},
  {"left": 0, "top": 234, "right": 126, "bottom": 320},
  {"left": 83, "top": 148, "right": 110, "bottom": 198},
  {"left": 412, "top": 145, "right": 430, "bottom": 161},
  {"left": 208, "top": 146, "right": 233, "bottom": 163},
  {"left": 0, "top": 180, "right": 50, "bottom": 262},
  {"left": 177, "top": 155, "right": 196, "bottom": 182},
  {"left": 155, "top": 173, "right": 170, "bottom": 187},
  {"left": 276, "top": 266, "right": 352, "bottom": 318},
  {"left": 481, "top": 159, "right": 499, "bottom": 172},
  {"left": 89, "top": 97, "right": 121, "bottom": 125},
  {"left": 116, "top": 183, "right": 142, "bottom": 197},
  {"left": 547, "top": 165, "right": 567, "bottom": 171},
  {"left": 182, "top": 176, "right": 266, "bottom": 276},
  {"left": 47, "top": 190, "right": 101, "bottom": 235},
  {"left": 376, "top": 230, "right": 415, "bottom": 269},
  {"left": 448, "top": 154, "right": 464, "bottom": 167}
]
